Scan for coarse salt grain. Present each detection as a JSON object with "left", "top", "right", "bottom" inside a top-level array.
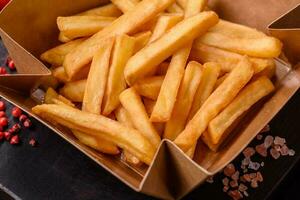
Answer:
[
  {"left": 274, "top": 136, "right": 286, "bottom": 146},
  {"left": 280, "top": 144, "right": 289, "bottom": 156},
  {"left": 289, "top": 149, "right": 295, "bottom": 156},
  {"left": 264, "top": 135, "right": 274, "bottom": 148},
  {"left": 224, "top": 163, "right": 236, "bottom": 177},
  {"left": 270, "top": 148, "right": 280, "bottom": 159},
  {"left": 243, "top": 147, "right": 255, "bottom": 158},
  {"left": 256, "top": 144, "right": 268, "bottom": 157}
]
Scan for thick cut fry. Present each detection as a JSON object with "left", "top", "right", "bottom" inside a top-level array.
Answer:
[
  {"left": 167, "top": 3, "right": 183, "bottom": 13},
  {"left": 156, "top": 62, "right": 169, "bottom": 75},
  {"left": 148, "top": 13, "right": 183, "bottom": 43},
  {"left": 197, "top": 32, "right": 282, "bottom": 58},
  {"left": 191, "top": 43, "right": 275, "bottom": 74},
  {"left": 58, "top": 32, "right": 72, "bottom": 43},
  {"left": 77, "top": 3, "right": 122, "bottom": 17},
  {"left": 111, "top": 0, "right": 139, "bottom": 13},
  {"left": 82, "top": 38, "right": 114, "bottom": 114},
  {"left": 174, "top": 57, "right": 254, "bottom": 151},
  {"left": 125, "top": 11, "right": 219, "bottom": 85},
  {"left": 72, "top": 130, "right": 120, "bottom": 154},
  {"left": 57, "top": 16, "right": 116, "bottom": 41},
  {"left": 188, "top": 62, "right": 221, "bottom": 120},
  {"left": 206, "top": 76, "right": 274, "bottom": 145},
  {"left": 59, "top": 79, "right": 86, "bottom": 102},
  {"left": 32, "top": 104, "right": 155, "bottom": 165},
  {"left": 40, "top": 38, "right": 85, "bottom": 66},
  {"left": 103, "top": 35, "right": 136, "bottom": 115},
  {"left": 133, "top": 31, "right": 152, "bottom": 53},
  {"left": 119, "top": 88, "right": 161, "bottom": 148},
  {"left": 64, "top": 0, "right": 174, "bottom": 79},
  {"left": 133, "top": 76, "right": 164, "bottom": 100},
  {"left": 164, "top": 61, "right": 202, "bottom": 140}
]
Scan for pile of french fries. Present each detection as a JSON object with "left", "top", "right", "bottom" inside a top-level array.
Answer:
[{"left": 35, "top": 0, "right": 281, "bottom": 166}]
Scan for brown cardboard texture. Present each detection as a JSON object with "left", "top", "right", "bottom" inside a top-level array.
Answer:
[{"left": 1, "top": 0, "right": 300, "bottom": 199}]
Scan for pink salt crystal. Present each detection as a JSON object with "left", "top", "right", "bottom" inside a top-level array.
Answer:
[
  {"left": 248, "top": 161, "right": 260, "bottom": 171},
  {"left": 249, "top": 173, "right": 257, "bottom": 179},
  {"left": 280, "top": 144, "right": 289, "bottom": 156},
  {"left": 223, "top": 185, "right": 229, "bottom": 193},
  {"left": 231, "top": 171, "right": 240, "bottom": 181},
  {"left": 261, "top": 162, "right": 265, "bottom": 167},
  {"left": 224, "top": 163, "right": 236, "bottom": 177},
  {"left": 256, "top": 144, "right": 268, "bottom": 157},
  {"left": 288, "top": 149, "right": 295, "bottom": 156},
  {"left": 243, "top": 147, "right": 255, "bottom": 158},
  {"left": 222, "top": 177, "right": 229, "bottom": 186},
  {"left": 264, "top": 135, "right": 274, "bottom": 148},
  {"left": 243, "top": 191, "right": 249, "bottom": 197},
  {"left": 228, "top": 190, "right": 243, "bottom": 200},
  {"left": 270, "top": 148, "right": 280, "bottom": 159},
  {"left": 251, "top": 180, "right": 258, "bottom": 188},
  {"left": 206, "top": 176, "right": 214, "bottom": 183},
  {"left": 238, "top": 183, "right": 248, "bottom": 192},
  {"left": 273, "top": 144, "right": 281, "bottom": 152},
  {"left": 242, "top": 157, "right": 251, "bottom": 166},
  {"left": 256, "top": 172, "right": 263, "bottom": 182},
  {"left": 256, "top": 134, "right": 263, "bottom": 140},
  {"left": 230, "top": 180, "right": 239, "bottom": 188},
  {"left": 274, "top": 136, "right": 286, "bottom": 146}
]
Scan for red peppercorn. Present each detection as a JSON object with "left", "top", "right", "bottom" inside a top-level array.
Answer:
[
  {"left": 19, "top": 114, "right": 27, "bottom": 122},
  {"left": 0, "top": 67, "right": 6, "bottom": 75},
  {"left": 0, "top": 111, "right": 5, "bottom": 117},
  {"left": 10, "top": 135, "right": 19, "bottom": 145},
  {"left": 0, "top": 101, "right": 5, "bottom": 111},
  {"left": 4, "top": 131, "right": 12, "bottom": 140},
  {"left": 23, "top": 119, "right": 32, "bottom": 128},
  {"left": 10, "top": 124, "right": 21, "bottom": 133},
  {"left": 0, "top": 117, "right": 8, "bottom": 127},
  {"left": 12, "top": 107, "right": 22, "bottom": 118},
  {"left": 29, "top": 138, "right": 37, "bottom": 147},
  {"left": 8, "top": 60, "right": 15, "bottom": 70},
  {"left": 0, "top": 132, "right": 4, "bottom": 141}
]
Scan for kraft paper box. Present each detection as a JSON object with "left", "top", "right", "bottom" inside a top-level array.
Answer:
[{"left": 0, "top": 0, "right": 300, "bottom": 199}]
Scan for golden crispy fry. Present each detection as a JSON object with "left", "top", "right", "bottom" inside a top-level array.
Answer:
[
  {"left": 119, "top": 88, "right": 161, "bottom": 148},
  {"left": 164, "top": 61, "right": 202, "bottom": 140},
  {"left": 167, "top": 3, "right": 183, "bottom": 13},
  {"left": 133, "top": 31, "right": 152, "bottom": 53},
  {"left": 45, "top": 87, "right": 74, "bottom": 107},
  {"left": 102, "top": 35, "right": 136, "bottom": 116},
  {"left": 59, "top": 79, "right": 86, "bottom": 102},
  {"left": 174, "top": 57, "right": 254, "bottom": 151},
  {"left": 111, "top": 0, "right": 139, "bottom": 13},
  {"left": 82, "top": 38, "right": 114, "bottom": 114},
  {"left": 156, "top": 62, "right": 169, "bottom": 75},
  {"left": 64, "top": 0, "right": 173, "bottom": 79},
  {"left": 32, "top": 104, "right": 155, "bottom": 165},
  {"left": 40, "top": 38, "right": 85, "bottom": 66},
  {"left": 197, "top": 32, "right": 282, "bottom": 58},
  {"left": 191, "top": 43, "right": 275, "bottom": 74},
  {"left": 72, "top": 130, "right": 120, "bottom": 154},
  {"left": 57, "top": 16, "right": 116, "bottom": 41},
  {"left": 125, "top": 11, "right": 219, "bottom": 85},
  {"left": 214, "top": 73, "right": 229, "bottom": 90},
  {"left": 206, "top": 76, "right": 274, "bottom": 145},
  {"left": 133, "top": 76, "right": 164, "bottom": 100},
  {"left": 77, "top": 3, "right": 122, "bottom": 17},
  {"left": 58, "top": 32, "right": 72, "bottom": 43},
  {"left": 188, "top": 62, "right": 221, "bottom": 120},
  {"left": 148, "top": 13, "right": 183, "bottom": 43}
]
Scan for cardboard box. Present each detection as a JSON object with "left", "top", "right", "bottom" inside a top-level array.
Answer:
[{"left": 0, "top": 0, "right": 300, "bottom": 199}]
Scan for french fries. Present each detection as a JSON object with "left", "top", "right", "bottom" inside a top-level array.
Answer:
[
  {"left": 191, "top": 43, "right": 276, "bottom": 74},
  {"left": 206, "top": 76, "right": 274, "bottom": 145},
  {"left": 133, "top": 31, "right": 152, "bottom": 53},
  {"left": 133, "top": 76, "right": 164, "bottom": 100},
  {"left": 82, "top": 38, "right": 114, "bottom": 114},
  {"left": 32, "top": 104, "right": 155, "bottom": 165},
  {"left": 64, "top": 0, "right": 174, "bottom": 80},
  {"left": 167, "top": 3, "right": 183, "bottom": 13},
  {"left": 103, "top": 34, "right": 136, "bottom": 116},
  {"left": 52, "top": 66, "right": 69, "bottom": 83},
  {"left": 57, "top": 16, "right": 116, "bottom": 41},
  {"left": 44, "top": 87, "right": 74, "bottom": 107},
  {"left": 59, "top": 79, "right": 86, "bottom": 102},
  {"left": 77, "top": 3, "right": 122, "bottom": 17},
  {"left": 174, "top": 57, "right": 254, "bottom": 151},
  {"left": 164, "top": 61, "right": 202, "bottom": 140},
  {"left": 40, "top": 38, "right": 85, "bottom": 66},
  {"left": 119, "top": 88, "right": 161, "bottom": 148},
  {"left": 148, "top": 13, "right": 183, "bottom": 43},
  {"left": 111, "top": 0, "right": 139, "bottom": 13},
  {"left": 125, "top": 11, "right": 219, "bottom": 85},
  {"left": 188, "top": 62, "right": 221, "bottom": 120}
]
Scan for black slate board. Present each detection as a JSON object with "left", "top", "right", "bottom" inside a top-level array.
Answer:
[{"left": 0, "top": 40, "right": 300, "bottom": 200}]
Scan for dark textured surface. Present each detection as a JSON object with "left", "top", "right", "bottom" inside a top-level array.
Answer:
[{"left": 0, "top": 40, "right": 299, "bottom": 200}]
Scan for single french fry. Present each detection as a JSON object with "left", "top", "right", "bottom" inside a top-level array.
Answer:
[
  {"left": 72, "top": 130, "right": 120, "bottom": 154},
  {"left": 119, "top": 88, "right": 161, "bottom": 148},
  {"left": 188, "top": 62, "right": 221, "bottom": 120},
  {"left": 57, "top": 16, "right": 116, "bottom": 41},
  {"left": 111, "top": 0, "right": 140, "bottom": 13},
  {"left": 77, "top": 3, "right": 122, "bottom": 17},
  {"left": 174, "top": 57, "right": 254, "bottom": 151},
  {"left": 191, "top": 43, "right": 276, "bottom": 74},
  {"left": 58, "top": 32, "right": 72, "bottom": 43},
  {"left": 125, "top": 11, "right": 219, "bottom": 85},
  {"left": 148, "top": 13, "right": 183, "bottom": 43},
  {"left": 133, "top": 76, "right": 164, "bottom": 100},
  {"left": 32, "top": 104, "right": 155, "bottom": 165},
  {"left": 52, "top": 66, "right": 69, "bottom": 83},
  {"left": 197, "top": 32, "right": 282, "bottom": 58},
  {"left": 59, "top": 79, "right": 86, "bottom": 102},
  {"left": 102, "top": 35, "right": 136, "bottom": 116},
  {"left": 156, "top": 62, "right": 169, "bottom": 75},
  {"left": 82, "top": 37, "right": 114, "bottom": 114},
  {"left": 40, "top": 38, "right": 85, "bottom": 66},
  {"left": 167, "top": 2, "right": 183, "bottom": 13},
  {"left": 133, "top": 31, "right": 152, "bottom": 53},
  {"left": 206, "top": 76, "right": 274, "bottom": 145},
  {"left": 164, "top": 61, "right": 202, "bottom": 140},
  {"left": 64, "top": 0, "right": 174, "bottom": 79},
  {"left": 214, "top": 73, "right": 229, "bottom": 90}
]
